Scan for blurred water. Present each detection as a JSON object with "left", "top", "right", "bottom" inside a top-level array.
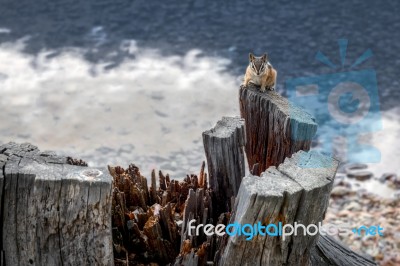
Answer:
[
  {"left": 0, "top": 38, "right": 240, "bottom": 177},
  {"left": 0, "top": 0, "right": 399, "bottom": 180}
]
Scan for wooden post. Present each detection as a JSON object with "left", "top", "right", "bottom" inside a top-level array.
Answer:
[
  {"left": 239, "top": 85, "right": 318, "bottom": 175},
  {"left": 218, "top": 150, "right": 339, "bottom": 266},
  {"left": 202, "top": 116, "right": 245, "bottom": 214},
  {"left": 0, "top": 142, "right": 113, "bottom": 266}
]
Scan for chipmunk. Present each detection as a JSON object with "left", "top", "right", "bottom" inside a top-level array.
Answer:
[{"left": 243, "top": 53, "right": 277, "bottom": 92}]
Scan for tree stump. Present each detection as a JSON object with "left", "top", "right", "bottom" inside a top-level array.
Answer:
[
  {"left": 218, "top": 150, "right": 339, "bottom": 266},
  {"left": 239, "top": 85, "right": 318, "bottom": 175},
  {"left": 202, "top": 116, "right": 245, "bottom": 215},
  {"left": 0, "top": 142, "right": 113, "bottom": 266}
]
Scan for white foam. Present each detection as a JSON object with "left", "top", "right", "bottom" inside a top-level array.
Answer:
[
  {"left": 0, "top": 28, "right": 11, "bottom": 34},
  {"left": 0, "top": 37, "right": 239, "bottom": 175}
]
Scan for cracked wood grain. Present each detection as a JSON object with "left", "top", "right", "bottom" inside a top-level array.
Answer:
[
  {"left": 218, "top": 150, "right": 339, "bottom": 266},
  {"left": 239, "top": 85, "right": 318, "bottom": 175},
  {"left": 0, "top": 142, "right": 113, "bottom": 266},
  {"left": 202, "top": 116, "right": 245, "bottom": 215}
]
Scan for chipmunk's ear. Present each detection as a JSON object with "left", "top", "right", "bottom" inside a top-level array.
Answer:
[
  {"left": 261, "top": 53, "right": 268, "bottom": 61},
  {"left": 249, "top": 53, "right": 255, "bottom": 61}
]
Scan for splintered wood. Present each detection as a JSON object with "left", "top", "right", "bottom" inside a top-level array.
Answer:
[{"left": 110, "top": 162, "right": 218, "bottom": 266}]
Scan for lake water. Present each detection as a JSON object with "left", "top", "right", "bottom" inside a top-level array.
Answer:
[{"left": 0, "top": 0, "right": 399, "bottom": 187}]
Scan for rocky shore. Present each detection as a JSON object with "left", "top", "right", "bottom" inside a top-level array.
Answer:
[{"left": 325, "top": 163, "right": 400, "bottom": 266}]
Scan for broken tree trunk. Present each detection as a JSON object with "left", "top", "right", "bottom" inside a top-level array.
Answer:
[
  {"left": 0, "top": 142, "right": 113, "bottom": 266},
  {"left": 218, "top": 150, "right": 339, "bottom": 266},
  {"left": 109, "top": 161, "right": 215, "bottom": 266},
  {"left": 239, "top": 85, "right": 318, "bottom": 175},
  {"left": 202, "top": 116, "right": 245, "bottom": 215}
]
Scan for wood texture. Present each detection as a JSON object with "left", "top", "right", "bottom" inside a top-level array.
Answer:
[
  {"left": 239, "top": 85, "right": 318, "bottom": 175},
  {"left": 0, "top": 142, "right": 113, "bottom": 266},
  {"left": 109, "top": 161, "right": 215, "bottom": 266},
  {"left": 174, "top": 188, "right": 213, "bottom": 266},
  {"left": 202, "top": 116, "right": 245, "bottom": 215},
  {"left": 218, "top": 150, "right": 339, "bottom": 266},
  {"left": 311, "top": 234, "right": 376, "bottom": 266}
]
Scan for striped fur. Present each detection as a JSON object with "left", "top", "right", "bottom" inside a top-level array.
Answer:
[{"left": 244, "top": 53, "right": 277, "bottom": 92}]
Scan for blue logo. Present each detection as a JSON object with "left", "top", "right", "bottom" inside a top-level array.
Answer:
[
  {"left": 352, "top": 225, "right": 384, "bottom": 236},
  {"left": 286, "top": 39, "right": 382, "bottom": 167}
]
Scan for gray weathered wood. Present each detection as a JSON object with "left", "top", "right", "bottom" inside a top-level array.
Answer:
[
  {"left": 311, "top": 234, "right": 376, "bottom": 266},
  {"left": 278, "top": 151, "right": 338, "bottom": 265},
  {"left": 0, "top": 148, "right": 8, "bottom": 265},
  {"left": 218, "top": 150, "right": 339, "bottom": 266},
  {"left": 239, "top": 85, "right": 318, "bottom": 175},
  {"left": 0, "top": 142, "right": 113, "bottom": 266},
  {"left": 202, "top": 116, "right": 245, "bottom": 215}
]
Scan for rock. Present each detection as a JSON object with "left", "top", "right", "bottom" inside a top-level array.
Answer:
[
  {"left": 333, "top": 173, "right": 346, "bottom": 185},
  {"left": 344, "top": 202, "right": 361, "bottom": 211},
  {"left": 344, "top": 163, "right": 368, "bottom": 173},
  {"left": 347, "top": 170, "right": 373, "bottom": 181},
  {"left": 331, "top": 186, "right": 354, "bottom": 197},
  {"left": 337, "top": 179, "right": 352, "bottom": 188},
  {"left": 379, "top": 173, "right": 397, "bottom": 183},
  {"left": 393, "top": 191, "right": 400, "bottom": 199},
  {"left": 388, "top": 180, "right": 400, "bottom": 190}
]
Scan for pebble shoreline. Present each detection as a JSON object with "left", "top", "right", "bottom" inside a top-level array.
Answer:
[{"left": 325, "top": 168, "right": 400, "bottom": 266}]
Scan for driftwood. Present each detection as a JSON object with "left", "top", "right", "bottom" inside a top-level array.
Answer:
[
  {"left": 0, "top": 142, "right": 113, "bottom": 266},
  {"left": 239, "top": 85, "right": 318, "bottom": 175},
  {"left": 217, "top": 150, "right": 339, "bottom": 266},
  {"left": 311, "top": 234, "right": 376, "bottom": 266},
  {"left": 202, "top": 116, "right": 245, "bottom": 215}
]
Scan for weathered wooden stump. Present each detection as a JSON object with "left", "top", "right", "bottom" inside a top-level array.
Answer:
[
  {"left": 239, "top": 85, "right": 318, "bottom": 175},
  {"left": 0, "top": 142, "right": 113, "bottom": 266},
  {"left": 1, "top": 82, "right": 378, "bottom": 266},
  {"left": 218, "top": 150, "right": 339, "bottom": 266},
  {"left": 202, "top": 116, "right": 245, "bottom": 214}
]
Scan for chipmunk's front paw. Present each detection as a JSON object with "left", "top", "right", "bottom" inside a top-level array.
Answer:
[{"left": 260, "top": 87, "right": 266, "bottom": 92}]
